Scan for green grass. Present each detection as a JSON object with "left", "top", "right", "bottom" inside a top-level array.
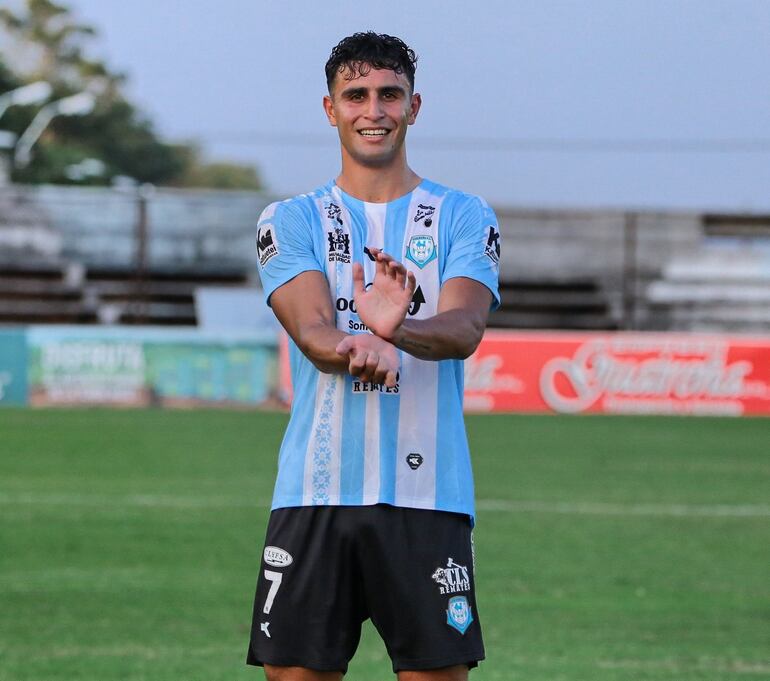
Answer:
[{"left": 1, "top": 410, "right": 768, "bottom": 680}]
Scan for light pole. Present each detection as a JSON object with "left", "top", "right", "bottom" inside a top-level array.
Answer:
[
  {"left": 14, "top": 91, "right": 96, "bottom": 168},
  {"left": 0, "top": 82, "right": 52, "bottom": 120},
  {"left": 0, "top": 82, "right": 52, "bottom": 185}
]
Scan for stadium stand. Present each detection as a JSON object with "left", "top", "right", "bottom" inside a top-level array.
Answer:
[
  {"left": 646, "top": 214, "right": 770, "bottom": 332},
  {"left": 1, "top": 184, "right": 769, "bottom": 332}
]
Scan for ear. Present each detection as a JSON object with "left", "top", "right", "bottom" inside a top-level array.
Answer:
[
  {"left": 407, "top": 92, "right": 422, "bottom": 125},
  {"left": 323, "top": 95, "right": 337, "bottom": 127}
]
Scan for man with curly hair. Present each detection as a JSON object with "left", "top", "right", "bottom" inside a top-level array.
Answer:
[{"left": 247, "top": 31, "right": 500, "bottom": 681}]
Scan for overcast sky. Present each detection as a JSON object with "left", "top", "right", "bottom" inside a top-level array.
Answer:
[{"left": 54, "top": 0, "right": 770, "bottom": 210}]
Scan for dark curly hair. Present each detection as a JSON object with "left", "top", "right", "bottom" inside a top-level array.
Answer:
[{"left": 325, "top": 32, "right": 418, "bottom": 93}]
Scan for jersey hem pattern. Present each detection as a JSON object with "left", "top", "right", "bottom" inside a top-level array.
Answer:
[{"left": 269, "top": 498, "right": 476, "bottom": 522}]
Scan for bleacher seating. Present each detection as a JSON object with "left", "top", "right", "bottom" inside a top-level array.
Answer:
[
  {"left": 646, "top": 245, "right": 770, "bottom": 332},
  {"left": 489, "top": 279, "right": 619, "bottom": 330},
  {"left": 0, "top": 259, "right": 249, "bottom": 325},
  {"left": 1, "top": 184, "right": 769, "bottom": 332}
]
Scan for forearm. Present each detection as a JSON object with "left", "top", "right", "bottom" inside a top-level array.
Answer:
[
  {"left": 388, "top": 310, "right": 486, "bottom": 361},
  {"left": 294, "top": 322, "right": 350, "bottom": 374}
]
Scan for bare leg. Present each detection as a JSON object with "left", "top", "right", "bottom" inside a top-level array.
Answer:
[
  {"left": 398, "top": 665, "right": 468, "bottom": 681},
  {"left": 264, "top": 665, "right": 343, "bottom": 681}
]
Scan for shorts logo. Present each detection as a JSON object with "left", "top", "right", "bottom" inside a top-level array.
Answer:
[
  {"left": 484, "top": 225, "right": 500, "bottom": 264},
  {"left": 431, "top": 557, "right": 470, "bottom": 595},
  {"left": 263, "top": 546, "right": 293, "bottom": 567},
  {"left": 406, "top": 235, "right": 436, "bottom": 269},
  {"left": 257, "top": 225, "right": 279, "bottom": 267},
  {"left": 406, "top": 452, "right": 423, "bottom": 470},
  {"left": 328, "top": 227, "right": 351, "bottom": 264},
  {"left": 414, "top": 203, "right": 435, "bottom": 227},
  {"left": 446, "top": 596, "right": 473, "bottom": 635}
]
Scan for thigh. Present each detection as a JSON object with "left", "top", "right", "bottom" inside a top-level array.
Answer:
[
  {"left": 398, "top": 666, "right": 468, "bottom": 681},
  {"left": 247, "top": 507, "right": 367, "bottom": 674},
  {"left": 358, "top": 506, "right": 485, "bottom": 673},
  {"left": 263, "top": 664, "right": 344, "bottom": 681}
]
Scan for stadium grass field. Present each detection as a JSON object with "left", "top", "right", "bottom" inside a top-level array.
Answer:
[{"left": 1, "top": 409, "right": 768, "bottom": 681}]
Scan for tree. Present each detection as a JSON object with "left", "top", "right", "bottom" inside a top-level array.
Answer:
[{"left": 0, "top": 0, "right": 262, "bottom": 189}]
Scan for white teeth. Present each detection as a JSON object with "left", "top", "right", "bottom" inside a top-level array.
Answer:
[{"left": 359, "top": 129, "right": 388, "bottom": 137}]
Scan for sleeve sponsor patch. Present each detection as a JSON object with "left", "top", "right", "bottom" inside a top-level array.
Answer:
[
  {"left": 256, "top": 224, "right": 279, "bottom": 267},
  {"left": 484, "top": 225, "right": 500, "bottom": 264}
]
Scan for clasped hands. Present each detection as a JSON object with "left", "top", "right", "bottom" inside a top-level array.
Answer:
[{"left": 335, "top": 248, "right": 416, "bottom": 387}]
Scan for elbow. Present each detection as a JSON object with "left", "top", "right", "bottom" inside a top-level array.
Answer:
[{"left": 458, "top": 320, "right": 485, "bottom": 359}]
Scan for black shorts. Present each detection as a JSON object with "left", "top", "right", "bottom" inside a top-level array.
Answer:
[{"left": 246, "top": 504, "right": 485, "bottom": 674}]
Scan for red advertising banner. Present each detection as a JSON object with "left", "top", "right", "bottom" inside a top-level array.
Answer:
[
  {"left": 465, "top": 331, "right": 770, "bottom": 416},
  {"left": 278, "top": 330, "right": 770, "bottom": 416}
]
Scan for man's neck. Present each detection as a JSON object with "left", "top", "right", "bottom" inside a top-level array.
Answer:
[{"left": 335, "top": 162, "right": 421, "bottom": 203}]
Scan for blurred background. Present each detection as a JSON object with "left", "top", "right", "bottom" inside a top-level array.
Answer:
[{"left": 1, "top": 2, "right": 769, "bottom": 680}]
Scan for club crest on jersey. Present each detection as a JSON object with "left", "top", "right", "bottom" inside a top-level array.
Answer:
[
  {"left": 413, "top": 203, "right": 435, "bottom": 227},
  {"left": 431, "top": 557, "right": 470, "bottom": 595},
  {"left": 484, "top": 225, "right": 500, "bottom": 264},
  {"left": 406, "top": 235, "right": 436, "bottom": 269},
  {"left": 257, "top": 224, "right": 279, "bottom": 267},
  {"left": 328, "top": 227, "right": 351, "bottom": 264},
  {"left": 446, "top": 596, "right": 473, "bottom": 635}
]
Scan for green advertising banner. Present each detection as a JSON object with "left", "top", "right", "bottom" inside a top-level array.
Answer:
[
  {"left": 0, "top": 329, "right": 28, "bottom": 406},
  {"left": 27, "top": 327, "right": 276, "bottom": 408}
]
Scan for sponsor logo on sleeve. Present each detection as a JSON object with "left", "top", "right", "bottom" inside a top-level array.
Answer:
[
  {"left": 406, "top": 235, "right": 437, "bottom": 269},
  {"left": 484, "top": 225, "right": 500, "bottom": 264},
  {"left": 256, "top": 225, "right": 279, "bottom": 267},
  {"left": 446, "top": 596, "right": 473, "bottom": 634},
  {"left": 263, "top": 546, "right": 293, "bottom": 567}
]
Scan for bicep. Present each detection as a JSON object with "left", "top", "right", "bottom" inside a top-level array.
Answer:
[{"left": 437, "top": 277, "right": 493, "bottom": 325}]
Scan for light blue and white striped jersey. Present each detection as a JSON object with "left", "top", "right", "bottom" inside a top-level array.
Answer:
[{"left": 255, "top": 178, "right": 500, "bottom": 520}]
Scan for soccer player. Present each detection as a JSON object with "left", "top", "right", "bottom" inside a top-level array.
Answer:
[{"left": 248, "top": 32, "right": 501, "bottom": 681}]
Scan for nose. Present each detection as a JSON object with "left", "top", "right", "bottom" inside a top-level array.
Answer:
[{"left": 365, "top": 96, "right": 384, "bottom": 120}]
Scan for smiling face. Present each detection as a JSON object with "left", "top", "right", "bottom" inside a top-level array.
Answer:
[{"left": 323, "top": 65, "right": 421, "bottom": 170}]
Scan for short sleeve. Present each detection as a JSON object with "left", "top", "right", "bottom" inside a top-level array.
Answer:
[
  {"left": 442, "top": 196, "right": 501, "bottom": 309},
  {"left": 256, "top": 201, "right": 324, "bottom": 306}
]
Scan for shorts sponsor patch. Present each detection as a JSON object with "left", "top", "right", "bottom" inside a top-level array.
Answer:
[
  {"left": 257, "top": 224, "right": 279, "bottom": 267},
  {"left": 431, "top": 557, "right": 471, "bottom": 595},
  {"left": 263, "top": 546, "right": 293, "bottom": 567},
  {"left": 446, "top": 595, "right": 473, "bottom": 634}
]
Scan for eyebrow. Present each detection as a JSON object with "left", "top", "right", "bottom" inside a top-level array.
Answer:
[{"left": 339, "top": 85, "right": 407, "bottom": 99}]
